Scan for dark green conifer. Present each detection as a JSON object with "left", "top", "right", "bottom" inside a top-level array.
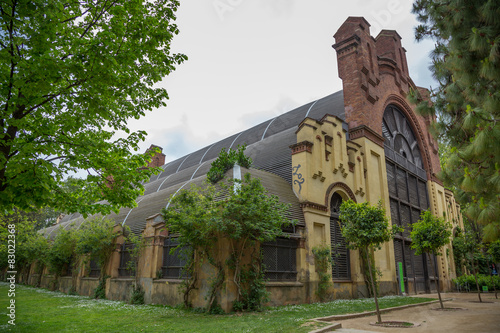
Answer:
[{"left": 411, "top": 0, "right": 500, "bottom": 240}]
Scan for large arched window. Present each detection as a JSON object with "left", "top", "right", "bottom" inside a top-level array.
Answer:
[
  {"left": 330, "top": 192, "right": 350, "bottom": 280},
  {"left": 382, "top": 105, "right": 436, "bottom": 294}
]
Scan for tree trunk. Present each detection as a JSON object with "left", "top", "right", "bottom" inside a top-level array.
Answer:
[
  {"left": 490, "top": 274, "right": 497, "bottom": 299},
  {"left": 366, "top": 247, "right": 382, "bottom": 323},
  {"left": 468, "top": 254, "right": 482, "bottom": 302},
  {"left": 427, "top": 252, "right": 443, "bottom": 309},
  {"left": 473, "top": 266, "right": 482, "bottom": 303}
]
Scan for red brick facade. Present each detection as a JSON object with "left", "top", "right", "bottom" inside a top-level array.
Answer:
[{"left": 333, "top": 17, "right": 441, "bottom": 183}]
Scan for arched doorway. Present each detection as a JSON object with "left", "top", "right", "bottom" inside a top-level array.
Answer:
[
  {"left": 382, "top": 104, "right": 436, "bottom": 294},
  {"left": 330, "top": 192, "right": 350, "bottom": 280}
]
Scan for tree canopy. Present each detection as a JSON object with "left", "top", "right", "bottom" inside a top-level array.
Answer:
[
  {"left": 410, "top": 210, "right": 451, "bottom": 308},
  {"left": 411, "top": 0, "right": 500, "bottom": 240},
  {"left": 339, "top": 200, "right": 400, "bottom": 323},
  {"left": 0, "top": 0, "right": 187, "bottom": 216},
  {"left": 339, "top": 200, "right": 399, "bottom": 251},
  {"left": 410, "top": 210, "right": 452, "bottom": 257}
]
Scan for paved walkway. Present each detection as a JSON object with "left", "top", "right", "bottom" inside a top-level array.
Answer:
[{"left": 328, "top": 292, "right": 500, "bottom": 333}]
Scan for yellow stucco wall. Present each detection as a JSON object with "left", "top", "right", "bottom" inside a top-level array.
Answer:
[{"left": 290, "top": 115, "right": 399, "bottom": 300}]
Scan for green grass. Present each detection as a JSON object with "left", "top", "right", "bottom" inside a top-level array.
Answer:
[{"left": 0, "top": 282, "right": 435, "bottom": 332}]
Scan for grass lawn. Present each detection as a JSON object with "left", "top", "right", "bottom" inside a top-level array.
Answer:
[{"left": 0, "top": 282, "right": 434, "bottom": 332}]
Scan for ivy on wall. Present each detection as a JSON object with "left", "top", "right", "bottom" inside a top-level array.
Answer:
[
  {"left": 312, "top": 244, "right": 333, "bottom": 302},
  {"left": 163, "top": 148, "right": 294, "bottom": 312}
]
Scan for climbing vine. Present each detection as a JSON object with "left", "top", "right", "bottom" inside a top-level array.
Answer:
[
  {"left": 312, "top": 245, "right": 333, "bottom": 302},
  {"left": 123, "top": 227, "right": 147, "bottom": 304}
]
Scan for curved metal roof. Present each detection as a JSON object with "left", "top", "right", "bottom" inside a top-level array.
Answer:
[
  {"left": 50, "top": 90, "right": 345, "bottom": 236},
  {"left": 149, "top": 90, "right": 345, "bottom": 184}
]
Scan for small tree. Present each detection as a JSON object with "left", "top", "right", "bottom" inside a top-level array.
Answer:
[
  {"left": 162, "top": 183, "right": 219, "bottom": 309},
  {"left": 46, "top": 228, "right": 78, "bottom": 290},
  {"left": 163, "top": 174, "right": 294, "bottom": 312},
  {"left": 410, "top": 210, "right": 452, "bottom": 309},
  {"left": 76, "top": 217, "right": 119, "bottom": 299},
  {"left": 339, "top": 200, "right": 400, "bottom": 324},
  {"left": 220, "top": 174, "right": 294, "bottom": 311}
]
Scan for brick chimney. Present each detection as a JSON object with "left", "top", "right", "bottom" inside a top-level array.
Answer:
[
  {"left": 333, "top": 17, "right": 412, "bottom": 136},
  {"left": 146, "top": 144, "right": 166, "bottom": 168}
]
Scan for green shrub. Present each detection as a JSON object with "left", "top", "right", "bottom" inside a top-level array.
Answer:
[
  {"left": 130, "top": 285, "right": 145, "bottom": 305},
  {"left": 208, "top": 302, "right": 225, "bottom": 315},
  {"left": 206, "top": 145, "right": 252, "bottom": 184},
  {"left": 452, "top": 274, "right": 500, "bottom": 291},
  {"left": 93, "top": 276, "right": 109, "bottom": 299}
]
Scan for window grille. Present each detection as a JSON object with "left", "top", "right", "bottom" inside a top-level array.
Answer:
[
  {"left": 262, "top": 237, "right": 297, "bottom": 281},
  {"left": 118, "top": 243, "right": 135, "bottom": 277},
  {"left": 89, "top": 257, "right": 100, "bottom": 277},
  {"left": 330, "top": 217, "right": 351, "bottom": 280},
  {"left": 162, "top": 237, "right": 188, "bottom": 279},
  {"left": 330, "top": 192, "right": 350, "bottom": 280}
]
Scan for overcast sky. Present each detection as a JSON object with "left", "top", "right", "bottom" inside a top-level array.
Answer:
[{"left": 126, "top": 0, "right": 437, "bottom": 163}]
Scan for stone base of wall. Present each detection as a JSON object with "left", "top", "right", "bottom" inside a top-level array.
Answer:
[
  {"left": 58, "top": 276, "right": 74, "bottom": 294},
  {"left": 266, "top": 281, "right": 306, "bottom": 306},
  {"left": 108, "top": 278, "right": 134, "bottom": 302},
  {"left": 80, "top": 277, "right": 100, "bottom": 297},
  {"left": 13, "top": 271, "right": 451, "bottom": 310},
  {"left": 151, "top": 279, "right": 184, "bottom": 305}
]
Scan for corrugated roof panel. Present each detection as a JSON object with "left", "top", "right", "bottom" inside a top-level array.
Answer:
[
  {"left": 124, "top": 175, "right": 209, "bottom": 235},
  {"left": 307, "top": 91, "right": 345, "bottom": 121},
  {"left": 240, "top": 168, "right": 305, "bottom": 227},
  {"left": 247, "top": 128, "right": 296, "bottom": 184},
  {"left": 199, "top": 135, "right": 241, "bottom": 164},
  {"left": 262, "top": 103, "right": 311, "bottom": 139},
  {"left": 42, "top": 90, "right": 345, "bottom": 235},
  {"left": 156, "top": 158, "right": 185, "bottom": 180},
  {"left": 229, "top": 120, "right": 270, "bottom": 149}
]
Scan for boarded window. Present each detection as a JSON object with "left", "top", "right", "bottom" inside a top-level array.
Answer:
[
  {"left": 417, "top": 180, "right": 429, "bottom": 209},
  {"left": 64, "top": 257, "right": 74, "bottom": 277},
  {"left": 396, "top": 167, "right": 408, "bottom": 201},
  {"left": 162, "top": 237, "right": 188, "bottom": 279},
  {"left": 118, "top": 243, "right": 135, "bottom": 277},
  {"left": 386, "top": 161, "right": 397, "bottom": 197},
  {"left": 262, "top": 237, "right": 297, "bottom": 281},
  {"left": 89, "top": 257, "right": 100, "bottom": 278},
  {"left": 400, "top": 204, "right": 411, "bottom": 238}
]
